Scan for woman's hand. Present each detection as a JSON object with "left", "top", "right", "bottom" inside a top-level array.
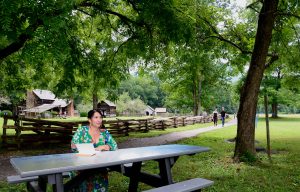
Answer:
[
  {"left": 71, "top": 143, "right": 77, "bottom": 150},
  {"left": 95, "top": 145, "right": 110, "bottom": 151}
]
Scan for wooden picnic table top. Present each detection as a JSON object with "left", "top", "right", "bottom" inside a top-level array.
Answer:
[{"left": 10, "top": 144, "right": 210, "bottom": 178}]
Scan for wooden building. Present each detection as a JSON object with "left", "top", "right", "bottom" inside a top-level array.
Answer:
[
  {"left": 23, "top": 89, "right": 74, "bottom": 118},
  {"left": 155, "top": 107, "right": 167, "bottom": 116},
  {"left": 144, "top": 105, "right": 155, "bottom": 116},
  {"left": 97, "top": 100, "right": 116, "bottom": 117}
]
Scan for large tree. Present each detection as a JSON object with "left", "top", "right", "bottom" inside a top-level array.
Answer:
[
  {"left": 197, "top": 0, "right": 300, "bottom": 161},
  {"left": 116, "top": 75, "right": 165, "bottom": 108},
  {"left": 234, "top": 0, "right": 279, "bottom": 160},
  {"left": 155, "top": 42, "right": 231, "bottom": 115},
  {"left": 0, "top": 0, "right": 193, "bottom": 105}
]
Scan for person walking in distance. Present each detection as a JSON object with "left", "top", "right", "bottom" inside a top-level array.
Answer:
[
  {"left": 213, "top": 108, "right": 218, "bottom": 126},
  {"left": 221, "top": 107, "right": 226, "bottom": 127}
]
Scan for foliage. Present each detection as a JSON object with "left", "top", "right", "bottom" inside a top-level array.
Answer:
[
  {"left": 0, "top": 57, "right": 32, "bottom": 106},
  {"left": 116, "top": 75, "right": 165, "bottom": 108},
  {"left": 155, "top": 42, "right": 233, "bottom": 114},
  {"left": 115, "top": 92, "right": 147, "bottom": 115},
  {"left": 0, "top": 110, "right": 12, "bottom": 117},
  {"left": 0, "top": 0, "right": 299, "bottom": 162},
  {"left": 80, "top": 112, "right": 88, "bottom": 117},
  {"left": 76, "top": 102, "right": 93, "bottom": 114},
  {"left": 0, "top": 0, "right": 196, "bottom": 107}
]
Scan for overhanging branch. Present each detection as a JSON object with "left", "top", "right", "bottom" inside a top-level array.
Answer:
[
  {"left": 265, "top": 52, "right": 279, "bottom": 68},
  {"left": 209, "top": 35, "right": 253, "bottom": 55},
  {"left": 199, "top": 16, "right": 276, "bottom": 58},
  {"left": 277, "top": 12, "right": 300, "bottom": 20},
  {"left": 0, "top": 19, "right": 43, "bottom": 61}
]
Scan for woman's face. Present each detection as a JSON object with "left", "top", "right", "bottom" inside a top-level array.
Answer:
[{"left": 89, "top": 112, "right": 102, "bottom": 128}]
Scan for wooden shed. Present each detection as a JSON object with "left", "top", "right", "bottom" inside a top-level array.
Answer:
[
  {"left": 23, "top": 89, "right": 74, "bottom": 118},
  {"left": 97, "top": 100, "right": 116, "bottom": 117},
  {"left": 144, "top": 105, "right": 155, "bottom": 116},
  {"left": 155, "top": 107, "right": 167, "bottom": 116}
]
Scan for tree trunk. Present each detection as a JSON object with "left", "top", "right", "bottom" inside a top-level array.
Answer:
[
  {"left": 93, "top": 92, "right": 98, "bottom": 110},
  {"left": 234, "top": 0, "right": 279, "bottom": 161},
  {"left": 197, "top": 80, "right": 202, "bottom": 116},
  {"left": 271, "top": 103, "right": 278, "bottom": 118},
  {"left": 264, "top": 94, "right": 271, "bottom": 161},
  {"left": 12, "top": 104, "right": 18, "bottom": 117},
  {"left": 67, "top": 98, "right": 75, "bottom": 117},
  {"left": 193, "top": 79, "right": 198, "bottom": 116}
]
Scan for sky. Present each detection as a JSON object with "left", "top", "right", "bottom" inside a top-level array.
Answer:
[{"left": 233, "top": 0, "right": 248, "bottom": 8}]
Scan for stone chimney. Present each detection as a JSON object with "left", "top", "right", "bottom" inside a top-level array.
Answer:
[
  {"left": 67, "top": 99, "right": 75, "bottom": 117},
  {"left": 26, "top": 90, "right": 35, "bottom": 109}
]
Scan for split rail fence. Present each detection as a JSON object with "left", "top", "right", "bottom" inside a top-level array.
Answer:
[{"left": 1, "top": 115, "right": 213, "bottom": 149}]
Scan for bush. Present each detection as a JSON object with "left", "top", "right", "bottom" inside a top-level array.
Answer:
[
  {"left": 42, "top": 111, "right": 52, "bottom": 119},
  {"left": 51, "top": 111, "right": 59, "bottom": 116},
  {"left": 80, "top": 112, "right": 88, "bottom": 117},
  {"left": 0, "top": 110, "right": 12, "bottom": 117}
]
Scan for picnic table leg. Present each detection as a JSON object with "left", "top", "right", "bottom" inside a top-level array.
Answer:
[
  {"left": 128, "top": 161, "right": 142, "bottom": 192},
  {"left": 158, "top": 157, "right": 174, "bottom": 185},
  {"left": 48, "top": 174, "right": 64, "bottom": 192},
  {"left": 54, "top": 174, "right": 64, "bottom": 192},
  {"left": 38, "top": 176, "right": 47, "bottom": 191}
]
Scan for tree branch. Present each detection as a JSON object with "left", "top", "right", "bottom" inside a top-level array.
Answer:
[
  {"left": 277, "top": 12, "right": 300, "bottom": 20},
  {"left": 199, "top": 16, "right": 253, "bottom": 55},
  {"left": 265, "top": 52, "right": 279, "bottom": 68},
  {"left": 127, "top": 0, "right": 141, "bottom": 12},
  {"left": 76, "top": 8, "right": 94, "bottom": 17},
  {"left": 0, "top": 19, "right": 43, "bottom": 61},
  {"left": 209, "top": 35, "right": 253, "bottom": 55},
  {"left": 246, "top": 1, "right": 262, "bottom": 13},
  {"left": 109, "top": 35, "right": 136, "bottom": 67},
  {"left": 80, "top": 2, "right": 144, "bottom": 27},
  {"left": 199, "top": 16, "right": 277, "bottom": 58}
]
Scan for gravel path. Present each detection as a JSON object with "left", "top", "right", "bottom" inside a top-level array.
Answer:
[{"left": 118, "top": 119, "right": 237, "bottom": 148}]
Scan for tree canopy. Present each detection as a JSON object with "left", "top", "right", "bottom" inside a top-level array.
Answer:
[{"left": 1, "top": 0, "right": 300, "bottom": 162}]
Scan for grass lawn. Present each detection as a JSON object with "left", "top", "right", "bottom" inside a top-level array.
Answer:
[
  {"left": 109, "top": 115, "right": 300, "bottom": 192},
  {"left": 1, "top": 115, "right": 299, "bottom": 191}
]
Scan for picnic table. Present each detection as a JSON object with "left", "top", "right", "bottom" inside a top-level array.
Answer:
[{"left": 9, "top": 144, "right": 210, "bottom": 192}]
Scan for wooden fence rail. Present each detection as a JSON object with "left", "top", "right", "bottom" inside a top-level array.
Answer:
[{"left": 1, "top": 115, "right": 213, "bottom": 149}]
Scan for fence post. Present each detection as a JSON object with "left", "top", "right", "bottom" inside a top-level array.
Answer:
[
  {"left": 2, "top": 115, "right": 8, "bottom": 145},
  {"left": 173, "top": 117, "right": 177, "bottom": 128},
  {"left": 124, "top": 122, "right": 129, "bottom": 136},
  {"left": 116, "top": 118, "right": 121, "bottom": 135},
  {"left": 145, "top": 120, "right": 149, "bottom": 133},
  {"left": 13, "top": 116, "right": 22, "bottom": 149},
  {"left": 182, "top": 117, "right": 185, "bottom": 126},
  {"left": 161, "top": 120, "right": 165, "bottom": 130}
]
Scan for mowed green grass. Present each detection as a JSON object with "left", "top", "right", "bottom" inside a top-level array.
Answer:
[
  {"left": 1, "top": 115, "right": 300, "bottom": 191},
  {"left": 109, "top": 115, "right": 300, "bottom": 192}
]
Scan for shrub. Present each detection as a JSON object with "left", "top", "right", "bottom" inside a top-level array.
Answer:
[
  {"left": 51, "top": 111, "right": 58, "bottom": 116},
  {"left": 0, "top": 110, "right": 12, "bottom": 117},
  {"left": 80, "top": 112, "right": 88, "bottom": 117}
]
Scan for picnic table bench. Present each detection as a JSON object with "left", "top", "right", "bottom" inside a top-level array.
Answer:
[
  {"left": 142, "top": 178, "right": 214, "bottom": 192},
  {"left": 8, "top": 144, "right": 213, "bottom": 192}
]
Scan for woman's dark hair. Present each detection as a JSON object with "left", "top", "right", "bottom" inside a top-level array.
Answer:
[{"left": 87, "top": 109, "right": 103, "bottom": 119}]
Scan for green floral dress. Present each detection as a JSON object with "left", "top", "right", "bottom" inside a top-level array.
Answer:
[{"left": 70, "top": 126, "right": 118, "bottom": 192}]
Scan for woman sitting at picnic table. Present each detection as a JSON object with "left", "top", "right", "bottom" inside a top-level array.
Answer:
[{"left": 70, "top": 109, "right": 118, "bottom": 192}]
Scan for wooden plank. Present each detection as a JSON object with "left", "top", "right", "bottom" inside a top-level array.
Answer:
[{"left": 142, "top": 178, "right": 214, "bottom": 192}]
